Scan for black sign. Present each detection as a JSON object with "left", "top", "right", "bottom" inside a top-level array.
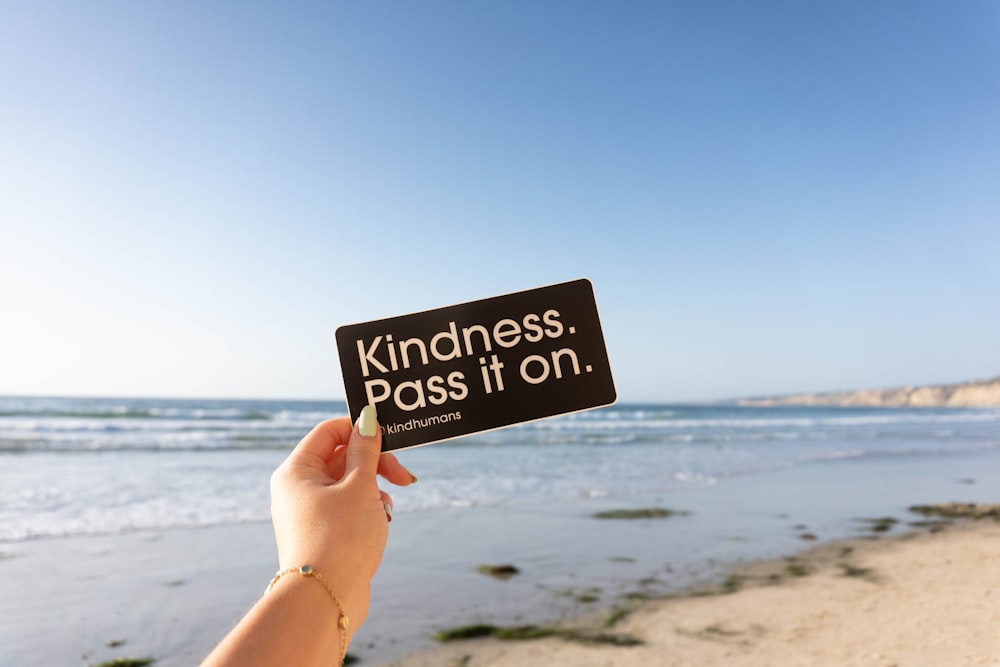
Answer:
[{"left": 335, "top": 279, "right": 617, "bottom": 451}]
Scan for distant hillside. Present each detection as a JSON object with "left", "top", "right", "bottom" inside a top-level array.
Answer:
[{"left": 738, "top": 376, "right": 1000, "bottom": 408}]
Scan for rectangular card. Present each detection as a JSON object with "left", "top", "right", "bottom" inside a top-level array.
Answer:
[{"left": 335, "top": 278, "right": 617, "bottom": 451}]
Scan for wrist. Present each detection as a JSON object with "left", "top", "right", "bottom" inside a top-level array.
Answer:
[
  {"left": 326, "top": 574, "right": 370, "bottom": 634},
  {"left": 268, "top": 563, "right": 370, "bottom": 642},
  {"left": 267, "top": 564, "right": 360, "bottom": 664}
]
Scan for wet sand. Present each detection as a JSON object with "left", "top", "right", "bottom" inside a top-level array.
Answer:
[{"left": 388, "top": 519, "right": 1000, "bottom": 667}]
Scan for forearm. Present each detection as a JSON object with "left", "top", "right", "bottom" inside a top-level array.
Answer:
[
  {"left": 202, "top": 412, "right": 395, "bottom": 666},
  {"left": 200, "top": 571, "right": 367, "bottom": 667}
]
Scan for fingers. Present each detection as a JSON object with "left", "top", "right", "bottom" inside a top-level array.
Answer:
[
  {"left": 289, "top": 418, "right": 352, "bottom": 465},
  {"left": 378, "top": 452, "right": 418, "bottom": 486},
  {"left": 325, "top": 443, "right": 349, "bottom": 480},
  {"left": 345, "top": 405, "right": 383, "bottom": 479},
  {"left": 324, "top": 434, "right": 418, "bottom": 486},
  {"left": 380, "top": 489, "right": 394, "bottom": 523}
]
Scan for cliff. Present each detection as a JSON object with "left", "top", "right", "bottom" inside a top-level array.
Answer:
[{"left": 738, "top": 376, "right": 1000, "bottom": 408}]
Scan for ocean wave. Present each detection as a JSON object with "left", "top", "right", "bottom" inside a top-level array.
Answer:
[
  {"left": 0, "top": 416, "right": 315, "bottom": 433},
  {"left": 3, "top": 399, "right": 1000, "bottom": 540},
  {"left": 521, "top": 412, "right": 1000, "bottom": 432},
  {"left": 0, "top": 438, "right": 298, "bottom": 453},
  {"left": 784, "top": 439, "right": 1000, "bottom": 468},
  {"left": 0, "top": 407, "right": 280, "bottom": 420},
  {"left": 0, "top": 516, "right": 271, "bottom": 543}
]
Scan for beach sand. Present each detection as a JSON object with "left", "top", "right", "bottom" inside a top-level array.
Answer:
[{"left": 388, "top": 519, "right": 1000, "bottom": 667}]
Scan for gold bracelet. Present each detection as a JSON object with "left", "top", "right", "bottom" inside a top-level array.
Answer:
[{"left": 267, "top": 564, "right": 349, "bottom": 664}]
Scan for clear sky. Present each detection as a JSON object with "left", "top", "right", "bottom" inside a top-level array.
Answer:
[{"left": 1, "top": 1, "right": 998, "bottom": 402}]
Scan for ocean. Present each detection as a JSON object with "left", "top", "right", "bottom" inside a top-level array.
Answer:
[{"left": 2, "top": 395, "right": 999, "bottom": 543}]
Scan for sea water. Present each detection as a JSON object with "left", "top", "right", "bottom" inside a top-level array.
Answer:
[{"left": 1, "top": 396, "right": 998, "bottom": 542}]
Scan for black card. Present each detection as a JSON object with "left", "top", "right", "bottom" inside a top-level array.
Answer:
[{"left": 335, "top": 279, "right": 617, "bottom": 451}]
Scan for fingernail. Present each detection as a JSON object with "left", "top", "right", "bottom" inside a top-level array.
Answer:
[
  {"left": 384, "top": 502, "right": 393, "bottom": 522},
  {"left": 358, "top": 404, "right": 379, "bottom": 438},
  {"left": 399, "top": 462, "right": 418, "bottom": 484}
]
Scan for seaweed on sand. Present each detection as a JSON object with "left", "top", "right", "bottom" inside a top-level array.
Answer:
[
  {"left": 857, "top": 517, "right": 898, "bottom": 533},
  {"left": 434, "top": 623, "right": 642, "bottom": 646},
  {"left": 476, "top": 564, "right": 519, "bottom": 580},
  {"left": 909, "top": 503, "right": 1000, "bottom": 519},
  {"left": 91, "top": 658, "right": 154, "bottom": 667},
  {"left": 592, "top": 508, "right": 689, "bottom": 520}
]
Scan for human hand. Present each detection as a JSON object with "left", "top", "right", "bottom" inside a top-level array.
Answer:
[{"left": 269, "top": 406, "right": 414, "bottom": 633}]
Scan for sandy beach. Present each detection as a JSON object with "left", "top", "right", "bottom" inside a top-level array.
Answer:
[{"left": 390, "top": 518, "right": 1000, "bottom": 667}]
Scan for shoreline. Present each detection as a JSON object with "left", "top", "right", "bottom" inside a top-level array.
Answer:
[
  {"left": 3, "top": 447, "right": 1000, "bottom": 666},
  {"left": 1, "top": 511, "right": 997, "bottom": 667},
  {"left": 384, "top": 517, "right": 1000, "bottom": 666}
]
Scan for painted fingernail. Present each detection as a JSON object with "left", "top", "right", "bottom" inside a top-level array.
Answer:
[
  {"left": 384, "top": 502, "right": 393, "bottom": 522},
  {"left": 358, "top": 404, "right": 379, "bottom": 438},
  {"left": 399, "top": 463, "right": 418, "bottom": 484}
]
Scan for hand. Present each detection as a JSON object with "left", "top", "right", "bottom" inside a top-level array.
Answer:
[{"left": 268, "top": 407, "right": 415, "bottom": 634}]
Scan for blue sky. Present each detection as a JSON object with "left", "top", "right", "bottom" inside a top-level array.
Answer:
[{"left": 1, "top": 1, "right": 998, "bottom": 401}]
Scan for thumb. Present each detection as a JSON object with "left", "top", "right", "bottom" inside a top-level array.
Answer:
[{"left": 345, "top": 404, "right": 382, "bottom": 478}]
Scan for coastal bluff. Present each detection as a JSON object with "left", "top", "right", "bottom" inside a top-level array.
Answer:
[{"left": 738, "top": 376, "right": 1000, "bottom": 408}]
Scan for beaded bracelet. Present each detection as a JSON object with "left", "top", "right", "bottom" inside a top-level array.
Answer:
[{"left": 267, "top": 564, "right": 349, "bottom": 664}]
